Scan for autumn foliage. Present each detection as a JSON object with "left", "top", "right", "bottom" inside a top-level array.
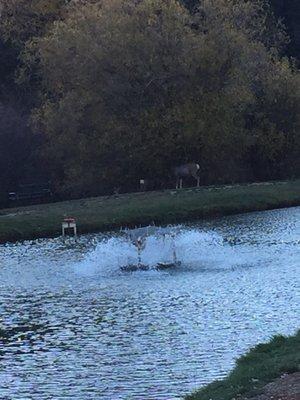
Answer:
[{"left": 0, "top": 0, "right": 299, "bottom": 200}]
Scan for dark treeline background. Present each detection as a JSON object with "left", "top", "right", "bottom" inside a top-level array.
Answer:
[{"left": 0, "top": 0, "right": 299, "bottom": 205}]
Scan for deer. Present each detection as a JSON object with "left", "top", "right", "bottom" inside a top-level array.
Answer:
[{"left": 174, "top": 162, "right": 200, "bottom": 189}]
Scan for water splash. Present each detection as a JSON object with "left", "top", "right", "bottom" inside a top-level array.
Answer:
[
  {"left": 73, "top": 220, "right": 291, "bottom": 277},
  {"left": 73, "top": 228, "right": 244, "bottom": 276}
]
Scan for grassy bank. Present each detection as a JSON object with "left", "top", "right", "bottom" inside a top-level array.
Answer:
[
  {"left": 0, "top": 180, "right": 300, "bottom": 243},
  {"left": 186, "top": 330, "right": 300, "bottom": 400}
]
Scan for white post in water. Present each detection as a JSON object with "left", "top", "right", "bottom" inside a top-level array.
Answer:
[
  {"left": 136, "top": 237, "right": 143, "bottom": 266},
  {"left": 62, "top": 217, "right": 77, "bottom": 237},
  {"left": 171, "top": 233, "right": 177, "bottom": 264}
]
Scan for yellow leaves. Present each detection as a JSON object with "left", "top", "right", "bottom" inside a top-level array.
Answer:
[
  {"left": 147, "top": 15, "right": 157, "bottom": 26},
  {"left": 0, "top": 0, "right": 66, "bottom": 47},
  {"left": 9, "top": 0, "right": 299, "bottom": 190},
  {"left": 31, "top": 0, "right": 61, "bottom": 15}
]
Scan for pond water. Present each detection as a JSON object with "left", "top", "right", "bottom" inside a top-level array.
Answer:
[{"left": 0, "top": 207, "right": 299, "bottom": 399}]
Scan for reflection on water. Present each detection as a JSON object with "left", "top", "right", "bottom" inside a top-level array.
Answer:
[{"left": 0, "top": 207, "right": 299, "bottom": 399}]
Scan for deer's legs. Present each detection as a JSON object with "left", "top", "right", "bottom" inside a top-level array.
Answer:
[
  {"left": 192, "top": 174, "right": 200, "bottom": 187},
  {"left": 175, "top": 178, "right": 184, "bottom": 189},
  {"left": 176, "top": 178, "right": 182, "bottom": 189}
]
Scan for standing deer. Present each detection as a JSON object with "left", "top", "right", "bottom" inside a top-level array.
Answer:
[{"left": 174, "top": 163, "right": 200, "bottom": 189}]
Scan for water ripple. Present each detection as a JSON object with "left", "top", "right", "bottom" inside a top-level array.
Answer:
[{"left": 0, "top": 207, "right": 299, "bottom": 399}]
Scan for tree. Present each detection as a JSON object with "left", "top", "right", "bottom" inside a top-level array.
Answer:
[
  {"left": 27, "top": 0, "right": 208, "bottom": 194},
  {"left": 19, "top": 0, "right": 300, "bottom": 196},
  {"left": 0, "top": 0, "right": 68, "bottom": 47}
]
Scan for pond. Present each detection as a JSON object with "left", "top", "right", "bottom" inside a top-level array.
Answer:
[{"left": 0, "top": 207, "right": 299, "bottom": 399}]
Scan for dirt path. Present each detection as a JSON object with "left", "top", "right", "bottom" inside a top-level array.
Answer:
[{"left": 245, "top": 373, "right": 300, "bottom": 400}]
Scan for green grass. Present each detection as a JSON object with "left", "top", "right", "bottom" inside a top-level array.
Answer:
[
  {"left": 0, "top": 179, "right": 300, "bottom": 243},
  {"left": 186, "top": 330, "right": 300, "bottom": 400}
]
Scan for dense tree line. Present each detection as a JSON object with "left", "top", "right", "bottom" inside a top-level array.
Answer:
[{"left": 0, "top": 0, "right": 299, "bottom": 204}]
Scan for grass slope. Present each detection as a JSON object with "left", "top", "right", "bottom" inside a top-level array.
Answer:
[
  {"left": 186, "top": 330, "right": 300, "bottom": 400},
  {"left": 0, "top": 180, "right": 300, "bottom": 243}
]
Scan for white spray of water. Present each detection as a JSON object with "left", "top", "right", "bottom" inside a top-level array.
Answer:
[{"left": 74, "top": 228, "right": 256, "bottom": 276}]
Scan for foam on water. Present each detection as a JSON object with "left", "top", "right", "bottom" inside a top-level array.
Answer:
[{"left": 74, "top": 227, "right": 258, "bottom": 277}]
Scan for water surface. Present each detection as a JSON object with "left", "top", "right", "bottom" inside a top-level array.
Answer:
[{"left": 0, "top": 207, "right": 299, "bottom": 399}]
